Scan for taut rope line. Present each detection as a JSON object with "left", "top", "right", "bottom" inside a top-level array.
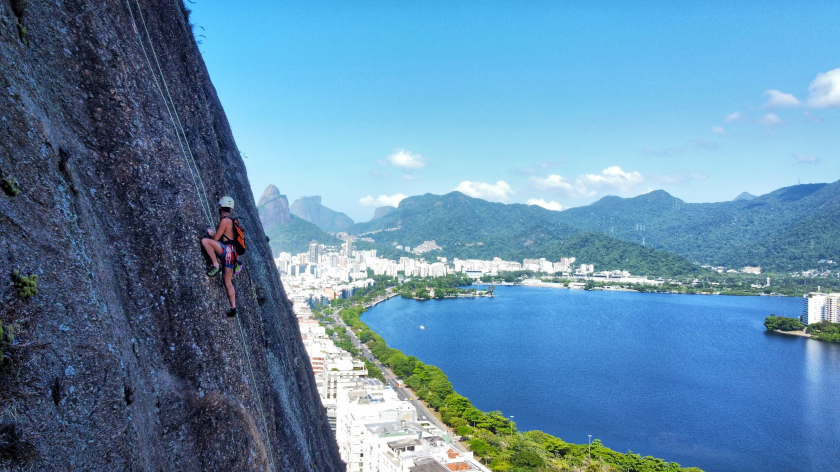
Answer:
[
  {"left": 123, "top": 2, "right": 277, "bottom": 470},
  {"left": 124, "top": 0, "right": 214, "bottom": 227}
]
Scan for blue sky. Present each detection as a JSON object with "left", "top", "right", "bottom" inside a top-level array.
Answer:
[{"left": 189, "top": 1, "right": 840, "bottom": 222}]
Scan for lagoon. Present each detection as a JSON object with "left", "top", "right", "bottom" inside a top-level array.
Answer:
[{"left": 362, "top": 285, "right": 840, "bottom": 472}]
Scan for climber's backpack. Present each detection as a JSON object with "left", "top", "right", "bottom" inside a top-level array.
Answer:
[{"left": 224, "top": 216, "right": 247, "bottom": 256}]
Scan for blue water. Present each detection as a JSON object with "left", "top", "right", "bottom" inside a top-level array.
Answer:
[{"left": 362, "top": 286, "right": 840, "bottom": 472}]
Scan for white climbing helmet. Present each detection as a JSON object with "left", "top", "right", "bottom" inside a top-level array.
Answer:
[{"left": 218, "top": 196, "right": 235, "bottom": 209}]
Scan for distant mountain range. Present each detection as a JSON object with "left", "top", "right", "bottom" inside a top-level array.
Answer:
[
  {"left": 349, "top": 192, "right": 701, "bottom": 276},
  {"left": 552, "top": 181, "right": 840, "bottom": 271},
  {"left": 290, "top": 196, "right": 355, "bottom": 233},
  {"left": 257, "top": 180, "right": 840, "bottom": 274},
  {"left": 257, "top": 185, "right": 340, "bottom": 254}
]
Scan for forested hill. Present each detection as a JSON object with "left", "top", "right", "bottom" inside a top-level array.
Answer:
[
  {"left": 350, "top": 192, "right": 702, "bottom": 276},
  {"left": 554, "top": 181, "right": 840, "bottom": 270},
  {"left": 718, "top": 201, "right": 840, "bottom": 272}
]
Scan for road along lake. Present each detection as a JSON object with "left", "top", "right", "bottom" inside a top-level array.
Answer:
[{"left": 362, "top": 285, "right": 840, "bottom": 472}]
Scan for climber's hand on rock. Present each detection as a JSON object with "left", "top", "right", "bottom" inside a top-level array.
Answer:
[{"left": 207, "top": 227, "right": 214, "bottom": 236}]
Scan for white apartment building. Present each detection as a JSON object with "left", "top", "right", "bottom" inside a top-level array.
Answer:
[
  {"left": 292, "top": 288, "right": 490, "bottom": 472},
  {"left": 335, "top": 379, "right": 488, "bottom": 472},
  {"left": 802, "top": 292, "right": 840, "bottom": 325}
]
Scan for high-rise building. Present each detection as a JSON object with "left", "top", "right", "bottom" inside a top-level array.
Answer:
[
  {"left": 309, "top": 240, "right": 320, "bottom": 265},
  {"left": 801, "top": 293, "right": 840, "bottom": 325}
]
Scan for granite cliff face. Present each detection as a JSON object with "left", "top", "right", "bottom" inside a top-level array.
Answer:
[
  {"left": 0, "top": 0, "right": 342, "bottom": 470},
  {"left": 257, "top": 184, "right": 292, "bottom": 229}
]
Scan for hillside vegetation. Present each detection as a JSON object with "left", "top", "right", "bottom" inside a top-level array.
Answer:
[
  {"left": 350, "top": 192, "right": 702, "bottom": 276},
  {"left": 718, "top": 202, "right": 840, "bottom": 272},
  {"left": 350, "top": 181, "right": 840, "bottom": 274},
  {"left": 555, "top": 182, "right": 840, "bottom": 271}
]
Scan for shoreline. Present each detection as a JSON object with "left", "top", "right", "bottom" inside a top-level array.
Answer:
[
  {"left": 347, "top": 287, "right": 703, "bottom": 471},
  {"left": 773, "top": 329, "right": 812, "bottom": 338},
  {"left": 482, "top": 281, "right": 800, "bottom": 298}
]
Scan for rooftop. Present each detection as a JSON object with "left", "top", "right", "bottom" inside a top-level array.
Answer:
[{"left": 409, "top": 458, "right": 450, "bottom": 472}]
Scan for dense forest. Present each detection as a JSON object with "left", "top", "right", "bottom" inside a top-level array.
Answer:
[{"left": 556, "top": 183, "right": 840, "bottom": 270}]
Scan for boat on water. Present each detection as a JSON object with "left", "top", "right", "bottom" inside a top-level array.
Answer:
[{"left": 420, "top": 326, "right": 425, "bottom": 330}]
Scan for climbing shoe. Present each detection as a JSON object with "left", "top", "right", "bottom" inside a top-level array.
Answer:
[
  {"left": 226, "top": 307, "right": 237, "bottom": 318},
  {"left": 206, "top": 265, "right": 221, "bottom": 277}
]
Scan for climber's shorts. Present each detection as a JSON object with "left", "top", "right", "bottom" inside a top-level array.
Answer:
[{"left": 221, "top": 243, "right": 237, "bottom": 269}]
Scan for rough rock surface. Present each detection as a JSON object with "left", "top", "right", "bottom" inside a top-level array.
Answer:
[
  {"left": 0, "top": 0, "right": 343, "bottom": 470},
  {"left": 257, "top": 184, "right": 291, "bottom": 228}
]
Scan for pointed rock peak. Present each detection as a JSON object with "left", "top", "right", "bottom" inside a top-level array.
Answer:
[
  {"left": 258, "top": 184, "right": 282, "bottom": 207},
  {"left": 733, "top": 192, "right": 757, "bottom": 201}
]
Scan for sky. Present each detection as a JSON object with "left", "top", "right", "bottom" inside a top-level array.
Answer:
[{"left": 188, "top": 0, "right": 840, "bottom": 222}]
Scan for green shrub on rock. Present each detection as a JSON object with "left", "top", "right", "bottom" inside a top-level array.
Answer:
[
  {"left": 1, "top": 176, "right": 20, "bottom": 196},
  {"left": 11, "top": 270, "right": 38, "bottom": 298}
]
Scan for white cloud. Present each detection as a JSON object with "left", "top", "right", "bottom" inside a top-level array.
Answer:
[
  {"left": 530, "top": 166, "right": 644, "bottom": 199},
  {"left": 400, "top": 174, "right": 417, "bottom": 181},
  {"left": 579, "top": 166, "right": 644, "bottom": 192},
  {"left": 794, "top": 154, "right": 821, "bottom": 164},
  {"left": 387, "top": 149, "right": 426, "bottom": 169},
  {"left": 529, "top": 174, "right": 590, "bottom": 198},
  {"left": 525, "top": 199, "right": 567, "bottom": 211},
  {"left": 762, "top": 89, "right": 801, "bottom": 108},
  {"left": 359, "top": 193, "right": 408, "bottom": 207},
  {"left": 758, "top": 113, "right": 782, "bottom": 125},
  {"left": 712, "top": 126, "right": 726, "bottom": 135},
  {"left": 453, "top": 180, "right": 515, "bottom": 203},
  {"left": 725, "top": 112, "right": 745, "bottom": 122},
  {"left": 807, "top": 68, "right": 840, "bottom": 108}
]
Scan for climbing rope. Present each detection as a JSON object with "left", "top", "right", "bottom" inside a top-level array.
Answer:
[
  {"left": 123, "top": 2, "right": 277, "bottom": 470},
  {"left": 124, "top": 0, "right": 214, "bottom": 227}
]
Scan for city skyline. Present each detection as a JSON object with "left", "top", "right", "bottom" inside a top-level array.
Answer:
[{"left": 191, "top": 1, "right": 840, "bottom": 221}]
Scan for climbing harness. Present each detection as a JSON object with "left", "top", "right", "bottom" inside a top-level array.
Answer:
[{"left": 123, "top": 2, "right": 277, "bottom": 470}]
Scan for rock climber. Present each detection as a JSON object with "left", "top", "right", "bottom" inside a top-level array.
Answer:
[{"left": 201, "top": 196, "right": 239, "bottom": 317}]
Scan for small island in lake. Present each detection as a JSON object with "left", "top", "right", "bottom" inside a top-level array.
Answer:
[{"left": 764, "top": 315, "right": 805, "bottom": 333}]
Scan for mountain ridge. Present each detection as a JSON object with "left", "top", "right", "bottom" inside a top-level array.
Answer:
[
  {"left": 555, "top": 181, "right": 840, "bottom": 269},
  {"left": 350, "top": 192, "right": 701, "bottom": 276},
  {"left": 290, "top": 196, "right": 354, "bottom": 232}
]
